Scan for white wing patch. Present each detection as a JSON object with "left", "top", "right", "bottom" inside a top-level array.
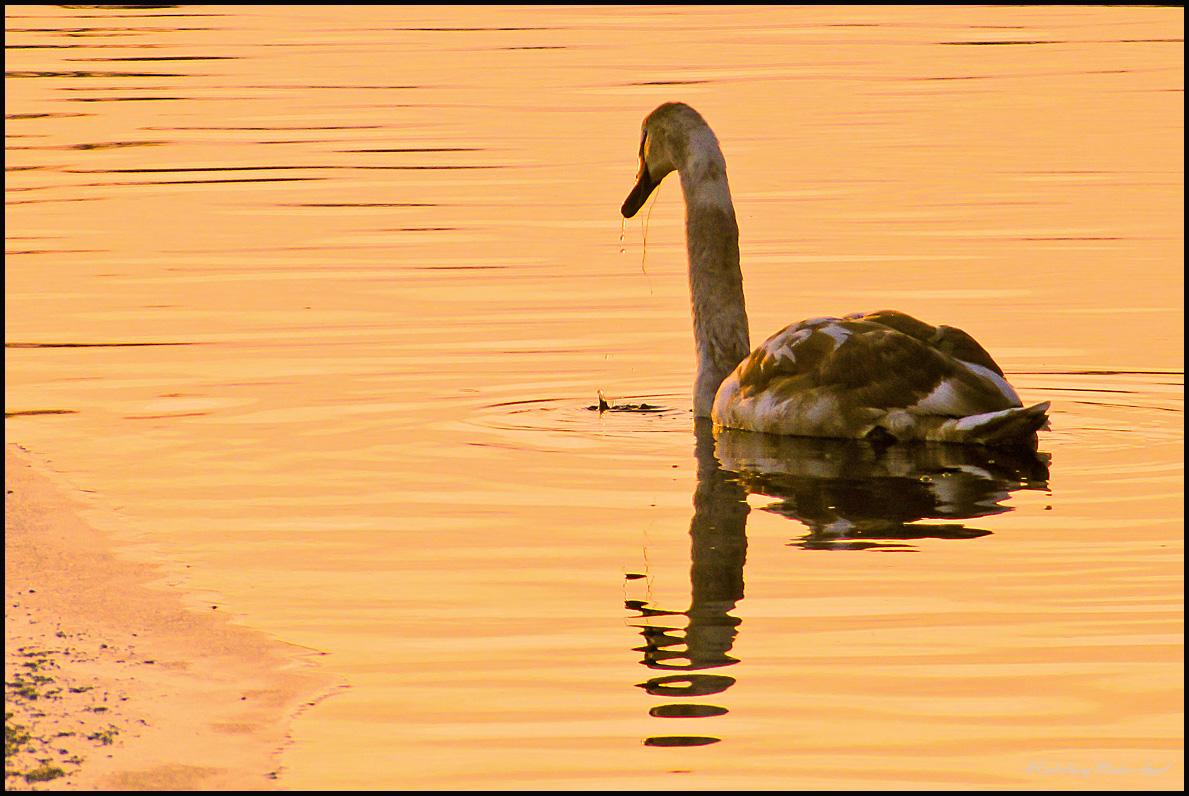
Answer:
[
  {"left": 764, "top": 325, "right": 811, "bottom": 355},
  {"left": 755, "top": 317, "right": 850, "bottom": 362},
  {"left": 914, "top": 377, "right": 967, "bottom": 415},
  {"left": 817, "top": 322, "right": 852, "bottom": 349},
  {"left": 961, "top": 361, "right": 1021, "bottom": 405}
]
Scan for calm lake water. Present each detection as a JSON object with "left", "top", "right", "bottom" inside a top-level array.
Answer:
[{"left": 5, "top": 5, "right": 1183, "bottom": 790}]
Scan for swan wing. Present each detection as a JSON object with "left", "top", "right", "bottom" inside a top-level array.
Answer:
[{"left": 712, "top": 314, "right": 1026, "bottom": 441}]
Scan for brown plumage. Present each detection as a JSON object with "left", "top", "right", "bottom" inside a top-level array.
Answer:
[{"left": 621, "top": 103, "right": 1049, "bottom": 447}]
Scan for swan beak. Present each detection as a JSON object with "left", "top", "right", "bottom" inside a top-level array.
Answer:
[{"left": 621, "top": 161, "right": 659, "bottom": 218}]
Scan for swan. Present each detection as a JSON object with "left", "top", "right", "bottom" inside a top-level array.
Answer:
[{"left": 621, "top": 102, "right": 1049, "bottom": 447}]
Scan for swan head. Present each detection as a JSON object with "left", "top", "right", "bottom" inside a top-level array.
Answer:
[{"left": 621, "top": 102, "right": 716, "bottom": 218}]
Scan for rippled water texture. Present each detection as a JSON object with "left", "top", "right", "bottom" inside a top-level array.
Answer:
[{"left": 5, "top": 5, "right": 1182, "bottom": 789}]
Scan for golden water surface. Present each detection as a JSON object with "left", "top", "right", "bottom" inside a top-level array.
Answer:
[{"left": 5, "top": 5, "right": 1183, "bottom": 790}]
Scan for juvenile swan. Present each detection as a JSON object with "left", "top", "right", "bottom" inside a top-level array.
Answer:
[{"left": 621, "top": 102, "right": 1049, "bottom": 447}]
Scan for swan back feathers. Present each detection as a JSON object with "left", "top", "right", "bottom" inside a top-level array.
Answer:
[{"left": 714, "top": 312, "right": 1037, "bottom": 443}]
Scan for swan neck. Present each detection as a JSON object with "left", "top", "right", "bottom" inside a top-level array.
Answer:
[{"left": 678, "top": 160, "right": 750, "bottom": 418}]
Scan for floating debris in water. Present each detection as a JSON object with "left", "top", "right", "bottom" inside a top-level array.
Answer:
[{"left": 589, "top": 390, "right": 665, "bottom": 413}]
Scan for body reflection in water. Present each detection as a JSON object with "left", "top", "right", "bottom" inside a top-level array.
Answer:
[
  {"left": 717, "top": 423, "right": 1050, "bottom": 551},
  {"left": 627, "top": 418, "right": 1050, "bottom": 746}
]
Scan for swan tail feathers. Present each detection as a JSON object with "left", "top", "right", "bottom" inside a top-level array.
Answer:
[{"left": 941, "top": 401, "right": 1050, "bottom": 448}]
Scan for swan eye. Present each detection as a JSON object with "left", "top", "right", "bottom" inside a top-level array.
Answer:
[{"left": 639, "top": 131, "right": 649, "bottom": 160}]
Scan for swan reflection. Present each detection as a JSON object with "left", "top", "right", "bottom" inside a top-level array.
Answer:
[
  {"left": 716, "top": 422, "right": 1050, "bottom": 551},
  {"left": 629, "top": 418, "right": 1050, "bottom": 745}
]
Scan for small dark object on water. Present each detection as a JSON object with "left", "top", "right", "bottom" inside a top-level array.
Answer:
[
  {"left": 590, "top": 390, "right": 664, "bottom": 414},
  {"left": 643, "top": 735, "right": 721, "bottom": 747}
]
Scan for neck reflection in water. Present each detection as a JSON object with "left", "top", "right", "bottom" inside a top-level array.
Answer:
[{"left": 627, "top": 418, "right": 1050, "bottom": 747}]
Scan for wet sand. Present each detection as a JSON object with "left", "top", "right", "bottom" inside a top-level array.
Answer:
[{"left": 4, "top": 444, "right": 337, "bottom": 790}]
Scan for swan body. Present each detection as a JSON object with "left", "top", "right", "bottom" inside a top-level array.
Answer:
[{"left": 621, "top": 102, "right": 1049, "bottom": 447}]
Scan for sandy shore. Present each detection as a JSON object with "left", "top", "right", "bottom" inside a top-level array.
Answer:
[{"left": 4, "top": 444, "right": 338, "bottom": 790}]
